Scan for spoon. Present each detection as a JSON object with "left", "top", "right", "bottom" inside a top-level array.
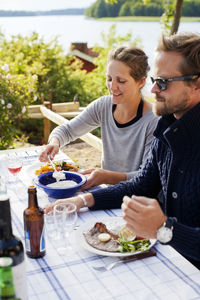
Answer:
[{"left": 48, "top": 155, "right": 65, "bottom": 181}]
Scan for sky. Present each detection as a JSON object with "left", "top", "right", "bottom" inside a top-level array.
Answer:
[{"left": 0, "top": 0, "right": 96, "bottom": 11}]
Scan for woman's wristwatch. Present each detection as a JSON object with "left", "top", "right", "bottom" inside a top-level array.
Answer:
[{"left": 156, "top": 217, "right": 177, "bottom": 244}]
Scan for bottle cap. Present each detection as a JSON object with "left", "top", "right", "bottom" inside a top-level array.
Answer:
[{"left": 0, "top": 257, "right": 13, "bottom": 267}]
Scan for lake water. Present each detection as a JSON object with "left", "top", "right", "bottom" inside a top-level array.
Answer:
[
  {"left": 0, "top": 15, "right": 199, "bottom": 65},
  {"left": 0, "top": 15, "right": 199, "bottom": 95}
]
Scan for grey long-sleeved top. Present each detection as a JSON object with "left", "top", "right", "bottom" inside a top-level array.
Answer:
[{"left": 49, "top": 96, "right": 158, "bottom": 180}]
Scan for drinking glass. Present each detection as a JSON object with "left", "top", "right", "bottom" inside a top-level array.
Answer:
[
  {"left": 44, "top": 210, "right": 58, "bottom": 241},
  {"left": 53, "top": 203, "right": 77, "bottom": 255},
  {"left": 63, "top": 203, "right": 77, "bottom": 252},
  {"left": 7, "top": 156, "right": 23, "bottom": 183}
]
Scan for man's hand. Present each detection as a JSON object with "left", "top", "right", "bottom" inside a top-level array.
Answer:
[
  {"left": 122, "top": 195, "right": 166, "bottom": 239},
  {"left": 44, "top": 193, "right": 95, "bottom": 213}
]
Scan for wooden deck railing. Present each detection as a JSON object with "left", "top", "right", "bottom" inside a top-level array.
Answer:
[{"left": 27, "top": 102, "right": 102, "bottom": 151}]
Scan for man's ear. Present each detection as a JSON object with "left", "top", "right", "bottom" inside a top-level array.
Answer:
[{"left": 195, "top": 77, "right": 200, "bottom": 90}]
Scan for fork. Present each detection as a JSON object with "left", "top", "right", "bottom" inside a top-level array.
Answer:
[{"left": 92, "top": 250, "right": 156, "bottom": 272}]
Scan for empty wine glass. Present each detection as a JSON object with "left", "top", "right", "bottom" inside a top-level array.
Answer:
[
  {"left": 7, "top": 156, "right": 23, "bottom": 183},
  {"left": 53, "top": 203, "right": 77, "bottom": 255}
]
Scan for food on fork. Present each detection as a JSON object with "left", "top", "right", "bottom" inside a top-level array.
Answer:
[{"left": 35, "top": 161, "right": 79, "bottom": 175}]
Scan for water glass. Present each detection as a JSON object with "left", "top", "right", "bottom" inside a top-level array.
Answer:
[
  {"left": 53, "top": 203, "right": 77, "bottom": 255},
  {"left": 44, "top": 210, "right": 58, "bottom": 240}
]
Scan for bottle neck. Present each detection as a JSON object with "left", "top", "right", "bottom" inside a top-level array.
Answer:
[
  {"left": 0, "top": 198, "right": 13, "bottom": 239},
  {"left": 28, "top": 186, "right": 39, "bottom": 208}
]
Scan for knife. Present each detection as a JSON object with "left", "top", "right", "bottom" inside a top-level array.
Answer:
[{"left": 122, "top": 249, "right": 156, "bottom": 262}]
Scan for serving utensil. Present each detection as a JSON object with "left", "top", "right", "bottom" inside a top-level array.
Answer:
[
  {"left": 48, "top": 155, "right": 65, "bottom": 181},
  {"left": 92, "top": 250, "right": 156, "bottom": 272}
]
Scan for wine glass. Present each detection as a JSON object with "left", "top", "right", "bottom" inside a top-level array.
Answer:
[
  {"left": 7, "top": 156, "right": 23, "bottom": 183},
  {"left": 53, "top": 203, "right": 77, "bottom": 255}
]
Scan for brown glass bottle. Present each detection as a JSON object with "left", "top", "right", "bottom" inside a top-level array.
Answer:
[{"left": 23, "top": 186, "right": 46, "bottom": 258}]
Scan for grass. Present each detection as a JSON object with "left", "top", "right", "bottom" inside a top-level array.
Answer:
[{"left": 98, "top": 16, "right": 200, "bottom": 22}]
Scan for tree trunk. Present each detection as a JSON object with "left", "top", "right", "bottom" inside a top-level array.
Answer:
[{"left": 170, "top": 0, "right": 184, "bottom": 35}]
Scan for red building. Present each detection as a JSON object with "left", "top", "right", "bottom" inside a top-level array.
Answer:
[{"left": 69, "top": 42, "right": 99, "bottom": 73}]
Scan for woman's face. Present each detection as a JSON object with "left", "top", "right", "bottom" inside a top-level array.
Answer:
[{"left": 106, "top": 60, "right": 145, "bottom": 105}]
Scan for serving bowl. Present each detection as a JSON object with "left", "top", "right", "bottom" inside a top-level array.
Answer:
[{"left": 35, "top": 171, "right": 87, "bottom": 199}]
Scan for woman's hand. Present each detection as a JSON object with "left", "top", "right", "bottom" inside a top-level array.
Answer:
[{"left": 39, "top": 142, "right": 59, "bottom": 162}]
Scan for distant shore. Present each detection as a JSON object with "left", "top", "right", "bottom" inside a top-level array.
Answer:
[
  {"left": 99, "top": 16, "right": 200, "bottom": 22},
  {"left": 1, "top": 11, "right": 199, "bottom": 22},
  {"left": 0, "top": 8, "right": 85, "bottom": 17}
]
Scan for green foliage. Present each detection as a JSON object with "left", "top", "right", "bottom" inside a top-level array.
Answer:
[
  {"left": 0, "top": 32, "right": 90, "bottom": 149},
  {"left": 0, "top": 32, "right": 89, "bottom": 105},
  {"left": 83, "top": 24, "right": 142, "bottom": 100},
  {"left": 0, "top": 66, "right": 36, "bottom": 149},
  {"left": 160, "top": 0, "right": 174, "bottom": 36},
  {"left": 86, "top": 0, "right": 200, "bottom": 18},
  {"left": 182, "top": 0, "right": 200, "bottom": 16},
  {"left": 85, "top": 0, "right": 126, "bottom": 18},
  {"left": 105, "top": 0, "right": 118, "bottom": 3}
]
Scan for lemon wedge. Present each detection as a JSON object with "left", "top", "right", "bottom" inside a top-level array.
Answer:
[{"left": 118, "top": 225, "right": 136, "bottom": 241}]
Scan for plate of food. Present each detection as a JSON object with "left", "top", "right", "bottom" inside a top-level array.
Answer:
[
  {"left": 76, "top": 217, "right": 156, "bottom": 257},
  {"left": 25, "top": 159, "right": 79, "bottom": 178}
]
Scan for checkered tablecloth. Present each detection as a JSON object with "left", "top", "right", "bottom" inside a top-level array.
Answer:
[{"left": 0, "top": 146, "right": 200, "bottom": 300}]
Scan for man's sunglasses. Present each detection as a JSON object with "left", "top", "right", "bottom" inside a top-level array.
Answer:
[{"left": 151, "top": 74, "right": 200, "bottom": 91}]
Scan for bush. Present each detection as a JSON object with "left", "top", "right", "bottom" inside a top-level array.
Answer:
[
  {"left": 0, "top": 32, "right": 92, "bottom": 148},
  {"left": 0, "top": 65, "right": 36, "bottom": 149}
]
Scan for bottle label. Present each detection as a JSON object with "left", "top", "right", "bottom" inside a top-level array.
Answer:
[
  {"left": 24, "top": 229, "right": 46, "bottom": 253},
  {"left": 40, "top": 228, "right": 45, "bottom": 252},
  {"left": 12, "top": 261, "right": 28, "bottom": 300},
  {"left": 24, "top": 230, "right": 31, "bottom": 251}
]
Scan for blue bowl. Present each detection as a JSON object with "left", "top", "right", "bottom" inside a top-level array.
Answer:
[{"left": 35, "top": 171, "right": 87, "bottom": 199}]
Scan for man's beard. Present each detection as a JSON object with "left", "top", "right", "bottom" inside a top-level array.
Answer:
[
  {"left": 152, "top": 94, "right": 189, "bottom": 117},
  {"left": 152, "top": 95, "right": 169, "bottom": 116}
]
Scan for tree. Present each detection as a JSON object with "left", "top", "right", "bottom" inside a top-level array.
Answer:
[
  {"left": 170, "top": 0, "right": 184, "bottom": 34},
  {"left": 106, "top": 0, "right": 185, "bottom": 35}
]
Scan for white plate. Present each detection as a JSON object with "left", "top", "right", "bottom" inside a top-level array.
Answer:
[{"left": 76, "top": 217, "right": 156, "bottom": 257}]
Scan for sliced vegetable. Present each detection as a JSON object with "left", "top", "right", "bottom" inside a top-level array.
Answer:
[{"left": 118, "top": 235, "right": 150, "bottom": 253}]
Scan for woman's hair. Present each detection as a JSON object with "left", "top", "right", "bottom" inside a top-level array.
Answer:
[
  {"left": 107, "top": 46, "right": 150, "bottom": 81},
  {"left": 156, "top": 32, "right": 200, "bottom": 75}
]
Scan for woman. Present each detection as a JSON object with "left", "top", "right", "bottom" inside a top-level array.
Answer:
[{"left": 39, "top": 46, "right": 158, "bottom": 189}]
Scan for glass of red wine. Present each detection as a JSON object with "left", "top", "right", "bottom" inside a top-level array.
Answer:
[{"left": 7, "top": 156, "right": 23, "bottom": 183}]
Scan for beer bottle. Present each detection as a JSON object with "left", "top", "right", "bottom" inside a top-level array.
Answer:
[
  {"left": 0, "top": 192, "right": 28, "bottom": 300},
  {"left": 24, "top": 186, "right": 46, "bottom": 258},
  {"left": 0, "top": 257, "right": 19, "bottom": 300}
]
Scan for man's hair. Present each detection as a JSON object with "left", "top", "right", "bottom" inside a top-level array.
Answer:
[
  {"left": 107, "top": 46, "right": 150, "bottom": 81},
  {"left": 156, "top": 32, "right": 200, "bottom": 75}
]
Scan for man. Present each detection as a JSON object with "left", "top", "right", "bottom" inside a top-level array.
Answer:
[{"left": 45, "top": 32, "right": 200, "bottom": 269}]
